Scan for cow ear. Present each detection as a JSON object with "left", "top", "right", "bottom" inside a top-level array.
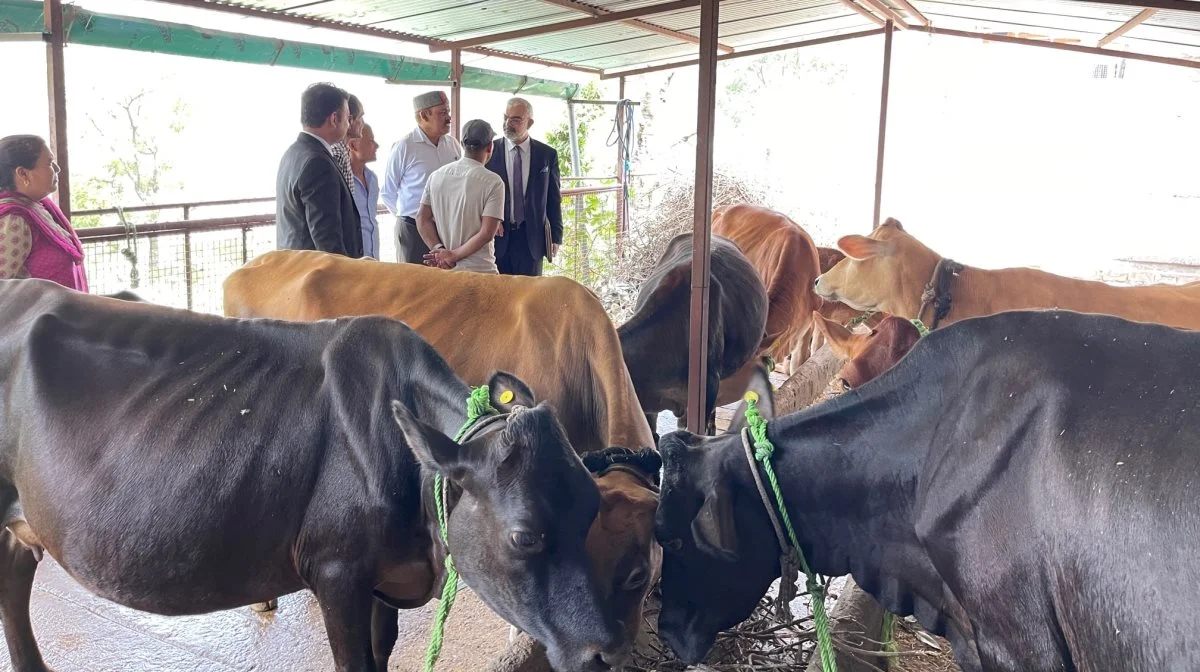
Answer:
[
  {"left": 392, "top": 400, "right": 471, "bottom": 482},
  {"left": 691, "top": 482, "right": 738, "bottom": 562},
  {"left": 836, "top": 235, "right": 882, "bottom": 261},
  {"left": 724, "top": 363, "right": 775, "bottom": 435},
  {"left": 812, "top": 310, "right": 857, "bottom": 359},
  {"left": 486, "top": 371, "right": 537, "bottom": 411}
]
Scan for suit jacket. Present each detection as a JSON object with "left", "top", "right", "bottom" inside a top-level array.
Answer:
[
  {"left": 275, "top": 133, "right": 363, "bottom": 258},
  {"left": 486, "top": 137, "right": 563, "bottom": 262}
]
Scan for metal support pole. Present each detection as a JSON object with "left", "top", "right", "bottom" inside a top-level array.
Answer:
[
  {"left": 44, "top": 0, "right": 70, "bottom": 217},
  {"left": 183, "top": 229, "right": 194, "bottom": 311},
  {"left": 686, "top": 0, "right": 719, "bottom": 434},
  {"left": 616, "top": 76, "right": 627, "bottom": 259},
  {"left": 567, "top": 101, "right": 583, "bottom": 177},
  {"left": 450, "top": 49, "right": 462, "bottom": 140},
  {"left": 872, "top": 20, "right": 894, "bottom": 230},
  {"left": 567, "top": 101, "right": 584, "bottom": 264}
]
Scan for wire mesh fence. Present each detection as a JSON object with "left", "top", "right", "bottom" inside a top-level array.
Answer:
[
  {"left": 77, "top": 189, "right": 626, "bottom": 316},
  {"left": 80, "top": 223, "right": 275, "bottom": 313}
]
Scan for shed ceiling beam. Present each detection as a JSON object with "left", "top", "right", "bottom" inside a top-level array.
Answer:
[
  {"left": 839, "top": 0, "right": 887, "bottom": 26},
  {"left": 536, "top": 0, "right": 735, "bottom": 53},
  {"left": 1099, "top": 7, "right": 1157, "bottom": 47},
  {"left": 434, "top": 0, "right": 703, "bottom": 51},
  {"left": 915, "top": 25, "right": 1200, "bottom": 70},
  {"left": 858, "top": 0, "right": 911, "bottom": 29},
  {"left": 146, "top": 0, "right": 602, "bottom": 73},
  {"left": 1072, "top": 0, "right": 1199, "bottom": 13},
  {"left": 601, "top": 27, "right": 885, "bottom": 78},
  {"left": 890, "top": 0, "right": 930, "bottom": 26}
]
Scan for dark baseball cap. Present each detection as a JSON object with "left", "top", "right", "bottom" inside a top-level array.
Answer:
[{"left": 461, "top": 119, "right": 495, "bottom": 150}]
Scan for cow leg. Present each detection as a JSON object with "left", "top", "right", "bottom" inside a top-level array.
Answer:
[
  {"left": 312, "top": 571, "right": 376, "bottom": 672},
  {"left": 370, "top": 600, "right": 399, "bottom": 671},
  {"left": 0, "top": 529, "right": 49, "bottom": 672}
]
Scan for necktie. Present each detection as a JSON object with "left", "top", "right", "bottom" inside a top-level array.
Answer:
[{"left": 512, "top": 146, "right": 525, "bottom": 226}]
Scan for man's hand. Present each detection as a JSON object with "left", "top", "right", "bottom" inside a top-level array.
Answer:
[
  {"left": 423, "top": 247, "right": 457, "bottom": 269},
  {"left": 552, "top": 243, "right": 560, "bottom": 257}
]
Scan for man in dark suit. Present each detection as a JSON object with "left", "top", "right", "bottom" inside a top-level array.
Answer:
[
  {"left": 486, "top": 97, "right": 563, "bottom": 276},
  {"left": 275, "top": 82, "right": 363, "bottom": 258}
]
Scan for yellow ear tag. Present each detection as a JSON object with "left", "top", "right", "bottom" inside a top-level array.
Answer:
[
  {"left": 743, "top": 390, "right": 759, "bottom": 403},
  {"left": 499, "top": 390, "right": 515, "bottom": 404}
]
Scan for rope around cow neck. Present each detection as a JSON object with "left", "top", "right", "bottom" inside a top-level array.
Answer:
[
  {"left": 742, "top": 394, "right": 837, "bottom": 672},
  {"left": 426, "top": 386, "right": 498, "bottom": 672},
  {"left": 909, "top": 317, "right": 931, "bottom": 337}
]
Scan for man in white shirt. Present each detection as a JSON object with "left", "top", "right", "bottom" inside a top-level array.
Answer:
[
  {"left": 416, "top": 120, "right": 505, "bottom": 274},
  {"left": 381, "top": 91, "right": 462, "bottom": 264}
]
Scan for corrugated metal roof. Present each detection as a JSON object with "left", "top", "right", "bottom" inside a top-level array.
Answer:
[{"left": 161, "top": 0, "right": 1200, "bottom": 75}]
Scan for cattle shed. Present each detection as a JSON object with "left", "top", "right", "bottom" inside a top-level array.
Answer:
[
  {"left": 21, "top": 0, "right": 1199, "bottom": 433},
  {"left": 7, "top": 1, "right": 1200, "bottom": 671}
]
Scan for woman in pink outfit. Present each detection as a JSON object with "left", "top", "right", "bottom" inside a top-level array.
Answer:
[{"left": 0, "top": 134, "right": 88, "bottom": 291}]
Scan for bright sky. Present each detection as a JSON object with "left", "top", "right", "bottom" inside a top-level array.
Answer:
[{"left": 5, "top": 0, "right": 1199, "bottom": 281}]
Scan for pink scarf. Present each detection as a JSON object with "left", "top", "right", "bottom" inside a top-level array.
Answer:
[{"left": 0, "top": 192, "right": 89, "bottom": 292}]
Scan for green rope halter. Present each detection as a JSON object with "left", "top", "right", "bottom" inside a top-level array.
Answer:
[
  {"left": 425, "top": 385, "right": 498, "bottom": 672},
  {"left": 909, "top": 317, "right": 931, "bottom": 337},
  {"left": 742, "top": 395, "right": 837, "bottom": 672}
]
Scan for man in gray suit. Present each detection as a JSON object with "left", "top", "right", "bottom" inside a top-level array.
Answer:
[
  {"left": 274, "top": 82, "right": 363, "bottom": 258},
  {"left": 486, "top": 97, "right": 563, "bottom": 276}
]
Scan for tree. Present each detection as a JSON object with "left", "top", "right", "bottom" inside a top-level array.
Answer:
[
  {"left": 78, "top": 88, "right": 190, "bottom": 287},
  {"left": 83, "top": 89, "right": 189, "bottom": 221}
]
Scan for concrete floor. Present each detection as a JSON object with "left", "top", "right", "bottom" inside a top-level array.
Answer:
[{"left": 4, "top": 557, "right": 511, "bottom": 672}]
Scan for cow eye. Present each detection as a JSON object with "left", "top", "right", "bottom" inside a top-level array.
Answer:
[
  {"left": 663, "top": 538, "right": 683, "bottom": 553},
  {"left": 509, "top": 530, "right": 545, "bottom": 553},
  {"left": 622, "top": 566, "right": 649, "bottom": 592}
]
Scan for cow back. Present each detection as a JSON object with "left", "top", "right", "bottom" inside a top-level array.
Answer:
[
  {"left": 224, "top": 251, "right": 653, "bottom": 453},
  {"left": 713, "top": 204, "right": 822, "bottom": 362}
]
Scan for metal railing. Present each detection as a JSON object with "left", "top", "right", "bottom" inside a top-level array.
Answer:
[{"left": 74, "top": 185, "right": 624, "bottom": 314}]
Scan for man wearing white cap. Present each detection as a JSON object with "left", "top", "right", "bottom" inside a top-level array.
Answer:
[
  {"left": 381, "top": 90, "right": 462, "bottom": 263},
  {"left": 416, "top": 120, "right": 505, "bottom": 274}
]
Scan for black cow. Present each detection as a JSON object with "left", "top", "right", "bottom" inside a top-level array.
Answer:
[
  {"left": 0, "top": 279, "right": 625, "bottom": 672},
  {"left": 618, "top": 233, "right": 768, "bottom": 435},
  {"left": 654, "top": 309, "right": 1200, "bottom": 672}
]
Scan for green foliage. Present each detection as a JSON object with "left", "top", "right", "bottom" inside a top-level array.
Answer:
[{"left": 544, "top": 81, "right": 624, "bottom": 288}]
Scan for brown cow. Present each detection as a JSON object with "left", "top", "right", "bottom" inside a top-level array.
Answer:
[
  {"left": 815, "top": 218, "right": 1200, "bottom": 330},
  {"left": 812, "top": 311, "right": 921, "bottom": 389},
  {"left": 223, "top": 250, "right": 659, "bottom": 667},
  {"left": 711, "top": 204, "right": 821, "bottom": 373}
]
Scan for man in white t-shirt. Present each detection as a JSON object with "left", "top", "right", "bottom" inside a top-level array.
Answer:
[{"left": 417, "top": 119, "right": 506, "bottom": 274}]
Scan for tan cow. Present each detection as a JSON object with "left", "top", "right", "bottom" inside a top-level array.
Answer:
[
  {"left": 223, "top": 249, "right": 659, "bottom": 667},
  {"left": 815, "top": 218, "right": 1200, "bottom": 331},
  {"left": 796, "top": 246, "right": 885, "bottom": 366}
]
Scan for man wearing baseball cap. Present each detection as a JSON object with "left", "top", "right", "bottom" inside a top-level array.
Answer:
[
  {"left": 415, "top": 119, "right": 506, "bottom": 273},
  {"left": 381, "top": 90, "right": 462, "bottom": 263}
]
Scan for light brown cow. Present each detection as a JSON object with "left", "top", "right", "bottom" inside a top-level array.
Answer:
[
  {"left": 223, "top": 249, "right": 660, "bottom": 666},
  {"left": 797, "top": 247, "right": 885, "bottom": 365},
  {"left": 815, "top": 218, "right": 1200, "bottom": 331},
  {"left": 711, "top": 204, "right": 822, "bottom": 373}
]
